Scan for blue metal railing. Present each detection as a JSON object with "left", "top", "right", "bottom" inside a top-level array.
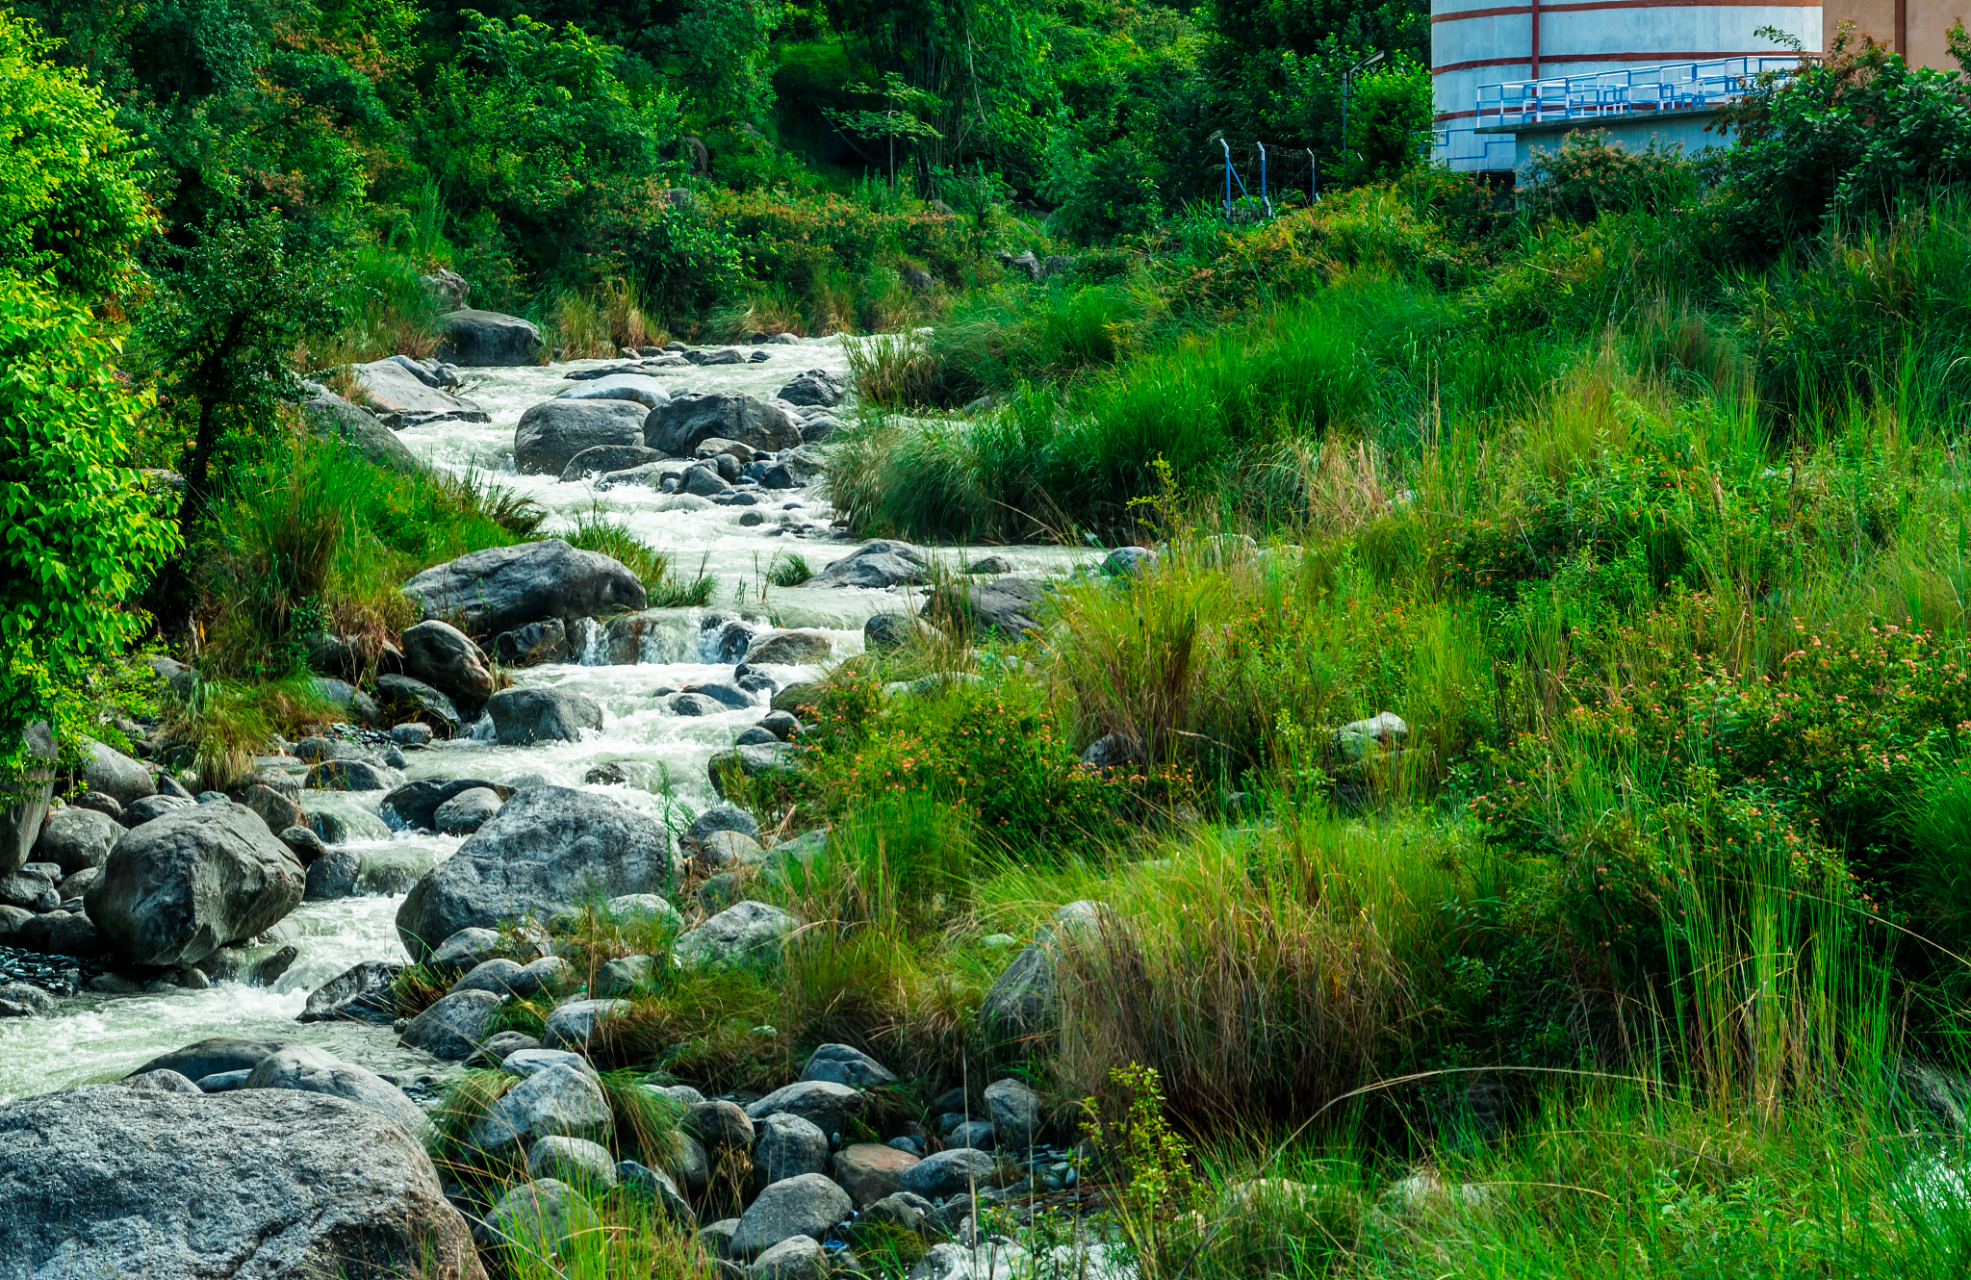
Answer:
[{"left": 1474, "top": 55, "right": 1815, "bottom": 132}]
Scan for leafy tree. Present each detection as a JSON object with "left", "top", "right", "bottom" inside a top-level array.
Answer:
[
  {"left": 826, "top": 72, "right": 948, "bottom": 190},
  {"left": 0, "top": 8, "right": 155, "bottom": 297},
  {"left": 1718, "top": 24, "right": 1971, "bottom": 252},
  {"left": 138, "top": 211, "right": 348, "bottom": 595},
  {"left": 0, "top": 9, "right": 174, "bottom": 792},
  {"left": 1339, "top": 60, "right": 1431, "bottom": 185}
]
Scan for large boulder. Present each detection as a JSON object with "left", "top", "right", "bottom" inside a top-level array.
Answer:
[
  {"left": 396, "top": 786, "right": 672, "bottom": 958},
  {"left": 0, "top": 1086, "right": 484, "bottom": 1279},
  {"left": 375, "top": 674, "right": 461, "bottom": 732},
  {"left": 800, "top": 1043, "right": 895, "bottom": 1089},
  {"left": 645, "top": 392, "right": 801, "bottom": 456},
  {"left": 515, "top": 399, "right": 649, "bottom": 476},
  {"left": 809, "top": 541, "right": 933, "bottom": 589},
  {"left": 438, "top": 308, "right": 543, "bottom": 367},
  {"left": 485, "top": 687, "right": 604, "bottom": 745},
  {"left": 558, "top": 373, "right": 673, "bottom": 411},
  {"left": 81, "top": 739, "right": 154, "bottom": 809},
  {"left": 730, "top": 1172, "right": 853, "bottom": 1260},
  {"left": 833, "top": 1144, "right": 919, "bottom": 1206},
  {"left": 709, "top": 743, "right": 801, "bottom": 798},
  {"left": 1, "top": 721, "right": 55, "bottom": 874},
  {"left": 402, "top": 539, "right": 647, "bottom": 638},
  {"left": 350, "top": 358, "right": 490, "bottom": 427},
  {"left": 244, "top": 1045, "right": 429, "bottom": 1136},
  {"left": 401, "top": 620, "right": 495, "bottom": 711},
  {"left": 302, "top": 386, "right": 420, "bottom": 472},
  {"left": 928, "top": 578, "right": 1047, "bottom": 641},
  {"left": 776, "top": 370, "right": 844, "bottom": 408},
  {"left": 86, "top": 802, "right": 305, "bottom": 967},
  {"left": 984, "top": 1077, "right": 1041, "bottom": 1152},
  {"left": 30, "top": 804, "right": 122, "bottom": 875}
]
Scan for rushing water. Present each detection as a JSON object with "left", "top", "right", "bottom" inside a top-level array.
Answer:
[{"left": 0, "top": 336, "right": 1089, "bottom": 1100}]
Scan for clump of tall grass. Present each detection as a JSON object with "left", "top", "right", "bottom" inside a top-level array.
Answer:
[{"left": 548, "top": 279, "right": 661, "bottom": 358}]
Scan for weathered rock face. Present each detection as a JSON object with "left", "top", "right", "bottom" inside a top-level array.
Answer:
[
  {"left": 396, "top": 786, "right": 672, "bottom": 957},
  {"left": 402, "top": 539, "right": 646, "bottom": 637},
  {"left": 438, "top": 308, "right": 543, "bottom": 367},
  {"left": 515, "top": 399, "right": 650, "bottom": 476},
  {"left": 401, "top": 620, "right": 496, "bottom": 712},
  {"left": 30, "top": 805, "right": 121, "bottom": 875},
  {"left": 1, "top": 721, "right": 55, "bottom": 875},
  {"left": 302, "top": 386, "right": 421, "bottom": 472},
  {"left": 81, "top": 739, "right": 154, "bottom": 809},
  {"left": 86, "top": 803, "right": 306, "bottom": 967},
  {"left": 645, "top": 391, "right": 801, "bottom": 456},
  {"left": 0, "top": 1086, "right": 484, "bottom": 1280},
  {"left": 350, "top": 358, "right": 490, "bottom": 427},
  {"left": 485, "top": 687, "right": 605, "bottom": 745},
  {"left": 808, "top": 540, "right": 932, "bottom": 589},
  {"left": 928, "top": 578, "right": 1046, "bottom": 641}
]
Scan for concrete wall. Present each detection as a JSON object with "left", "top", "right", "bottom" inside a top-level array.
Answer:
[
  {"left": 1513, "top": 112, "right": 1731, "bottom": 166},
  {"left": 1824, "top": 2, "right": 1968, "bottom": 69}
]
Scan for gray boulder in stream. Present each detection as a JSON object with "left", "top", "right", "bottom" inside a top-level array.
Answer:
[
  {"left": 86, "top": 802, "right": 306, "bottom": 967},
  {"left": 808, "top": 540, "right": 932, "bottom": 589},
  {"left": 401, "top": 539, "right": 646, "bottom": 637},
  {"left": 396, "top": 786, "right": 672, "bottom": 958},
  {"left": 485, "top": 686, "right": 603, "bottom": 745},
  {"left": 645, "top": 391, "right": 801, "bottom": 455},
  {"left": 515, "top": 399, "right": 649, "bottom": 475},
  {"left": 0, "top": 1086, "right": 485, "bottom": 1280},
  {"left": 438, "top": 308, "right": 542, "bottom": 366},
  {"left": 401, "top": 619, "right": 495, "bottom": 711}
]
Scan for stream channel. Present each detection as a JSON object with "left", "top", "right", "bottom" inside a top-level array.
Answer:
[{"left": 0, "top": 337, "right": 1088, "bottom": 1101}]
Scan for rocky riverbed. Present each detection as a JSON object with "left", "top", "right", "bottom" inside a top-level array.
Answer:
[{"left": 0, "top": 326, "right": 1139, "bottom": 1279}]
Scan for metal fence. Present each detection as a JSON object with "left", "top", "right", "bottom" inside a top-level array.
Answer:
[
  {"left": 1216, "top": 141, "right": 1322, "bottom": 219},
  {"left": 1473, "top": 55, "right": 1814, "bottom": 132}
]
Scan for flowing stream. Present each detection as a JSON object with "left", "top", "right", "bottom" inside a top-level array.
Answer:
[{"left": 0, "top": 337, "right": 1089, "bottom": 1101}]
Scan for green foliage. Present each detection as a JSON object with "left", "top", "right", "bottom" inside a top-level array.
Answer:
[
  {"left": 1339, "top": 61, "right": 1431, "bottom": 186},
  {"left": 1520, "top": 132, "right": 1699, "bottom": 225},
  {"left": 0, "top": 274, "right": 178, "bottom": 788},
  {"left": 0, "top": 9, "right": 154, "bottom": 298}
]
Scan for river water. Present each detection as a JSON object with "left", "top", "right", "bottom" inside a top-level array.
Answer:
[{"left": 0, "top": 338, "right": 1087, "bottom": 1100}]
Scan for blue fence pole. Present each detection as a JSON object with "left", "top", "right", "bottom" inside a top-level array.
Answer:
[
  {"left": 1220, "top": 138, "right": 1231, "bottom": 219},
  {"left": 1258, "top": 142, "right": 1271, "bottom": 218},
  {"left": 1308, "top": 148, "right": 1317, "bottom": 203}
]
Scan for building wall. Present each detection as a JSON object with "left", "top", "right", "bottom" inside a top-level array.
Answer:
[{"left": 1824, "top": 1, "right": 1968, "bottom": 69}]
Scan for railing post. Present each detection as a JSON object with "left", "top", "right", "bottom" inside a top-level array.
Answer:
[
  {"left": 1258, "top": 142, "right": 1271, "bottom": 219},
  {"left": 1308, "top": 148, "right": 1317, "bottom": 203},
  {"left": 1220, "top": 138, "right": 1231, "bottom": 219}
]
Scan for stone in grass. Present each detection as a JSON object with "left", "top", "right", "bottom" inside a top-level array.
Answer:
[
  {"left": 449, "top": 957, "right": 525, "bottom": 997},
  {"left": 751, "top": 1235, "right": 827, "bottom": 1280},
  {"left": 475, "top": 1177, "right": 602, "bottom": 1250},
  {"left": 242, "top": 1045, "right": 429, "bottom": 1137},
  {"left": 429, "top": 927, "right": 504, "bottom": 971},
  {"left": 687, "top": 1100, "right": 756, "bottom": 1155},
  {"left": 469, "top": 1031, "right": 542, "bottom": 1065},
  {"left": 983, "top": 1078, "right": 1042, "bottom": 1152},
  {"left": 833, "top": 1145, "right": 920, "bottom": 1206},
  {"left": 592, "top": 954, "right": 655, "bottom": 998},
  {"left": 900, "top": 1148, "right": 996, "bottom": 1201},
  {"left": 503, "top": 1048, "right": 598, "bottom": 1080},
  {"left": 398, "top": 988, "right": 504, "bottom": 1060},
  {"left": 743, "top": 1080, "right": 866, "bottom": 1140},
  {"left": 472, "top": 1061, "right": 614, "bottom": 1156},
  {"left": 527, "top": 1136, "right": 620, "bottom": 1188},
  {"left": 607, "top": 893, "right": 684, "bottom": 931},
  {"left": 619, "top": 1160, "right": 697, "bottom": 1228},
  {"left": 510, "top": 955, "right": 579, "bottom": 998},
  {"left": 686, "top": 804, "right": 762, "bottom": 848},
  {"left": 800, "top": 1043, "right": 895, "bottom": 1089},
  {"left": 752, "top": 1111, "right": 829, "bottom": 1190},
  {"left": 541, "top": 997, "right": 632, "bottom": 1051},
  {"left": 673, "top": 900, "right": 797, "bottom": 970},
  {"left": 730, "top": 1172, "right": 853, "bottom": 1259}
]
